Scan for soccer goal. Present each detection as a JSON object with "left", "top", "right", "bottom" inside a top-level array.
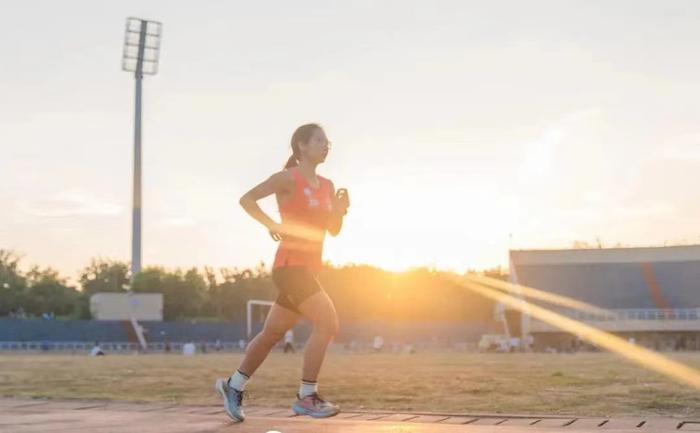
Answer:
[{"left": 246, "top": 300, "right": 274, "bottom": 339}]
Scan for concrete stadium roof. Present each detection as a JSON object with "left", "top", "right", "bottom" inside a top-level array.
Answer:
[{"left": 510, "top": 245, "right": 700, "bottom": 265}]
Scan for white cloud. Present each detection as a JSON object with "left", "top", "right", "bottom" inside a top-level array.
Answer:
[{"left": 19, "top": 190, "right": 123, "bottom": 218}]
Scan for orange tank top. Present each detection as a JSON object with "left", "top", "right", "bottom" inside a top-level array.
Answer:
[{"left": 272, "top": 167, "right": 334, "bottom": 275}]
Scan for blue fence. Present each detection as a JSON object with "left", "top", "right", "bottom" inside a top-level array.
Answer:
[{"left": 0, "top": 318, "right": 488, "bottom": 347}]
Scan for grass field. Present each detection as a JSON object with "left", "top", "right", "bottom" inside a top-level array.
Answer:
[{"left": 1, "top": 352, "right": 699, "bottom": 417}]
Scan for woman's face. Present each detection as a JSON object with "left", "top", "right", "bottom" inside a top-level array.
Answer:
[{"left": 301, "top": 128, "right": 330, "bottom": 164}]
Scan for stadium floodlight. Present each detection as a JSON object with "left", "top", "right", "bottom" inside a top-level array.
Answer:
[
  {"left": 122, "top": 17, "right": 162, "bottom": 280},
  {"left": 122, "top": 18, "right": 162, "bottom": 76}
]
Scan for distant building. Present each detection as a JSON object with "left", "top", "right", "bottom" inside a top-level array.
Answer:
[
  {"left": 508, "top": 245, "right": 700, "bottom": 351},
  {"left": 90, "top": 293, "right": 163, "bottom": 321}
]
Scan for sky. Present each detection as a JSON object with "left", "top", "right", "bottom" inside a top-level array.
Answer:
[{"left": 2, "top": 1, "right": 700, "bottom": 280}]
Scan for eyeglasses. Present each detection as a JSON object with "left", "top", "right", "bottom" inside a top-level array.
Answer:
[{"left": 313, "top": 139, "right": 332, "bottom": 149}]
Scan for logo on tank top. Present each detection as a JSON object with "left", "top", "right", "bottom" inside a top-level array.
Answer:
[{"left": 304, "top": 187, "right": 319, "bottom": 208}]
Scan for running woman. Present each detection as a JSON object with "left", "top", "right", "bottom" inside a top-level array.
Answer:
[{"left": 215, "top": 123, "right": 350, "bottom": 422}]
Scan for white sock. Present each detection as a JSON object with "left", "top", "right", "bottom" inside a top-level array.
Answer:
[
  {"left": 299, "top": 380, "right": 318, "bottom": 398},
  {"left": 228, "top": 370, "right": 249, "bottom": 391}
]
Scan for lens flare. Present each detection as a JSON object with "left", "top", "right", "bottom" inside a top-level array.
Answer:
[
  {"left": 454, "top": 277, "right": 700, "bottom": 390},
  {"left": 469, "top": 274, "right": 612, "bottom": 317}
]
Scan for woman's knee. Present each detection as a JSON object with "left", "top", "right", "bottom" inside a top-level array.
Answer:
[
  {"left": 298, "top": 291, "right": 339, "bottom": 336},
  {"left": 313, "top": 315, "right": 339, "bottom": 337}
]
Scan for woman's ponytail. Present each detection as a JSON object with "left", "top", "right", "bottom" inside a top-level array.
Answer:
[{"left": 284, "top": 154, "right": 298, "bottom": 169}]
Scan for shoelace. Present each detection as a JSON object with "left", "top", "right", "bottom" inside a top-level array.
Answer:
[
  {"left": 307, "top": 392, "right": 329, "bottom": 407},
  {"left": 233, "top": 389, "right": 245, "bottom": 406}
]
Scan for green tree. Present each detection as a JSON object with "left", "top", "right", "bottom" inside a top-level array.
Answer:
[
  {"left": 78, "top": 258, "right": 130, "bottom": 296},
  {"left": 319, "top": 264, "right": 495, "bottom": 323},
  {"left": 76, "top": 258, "right": 131, "bottom": 319},
  {"left": 200, "top": 266, "right": 221, "bottom": 318},
  {"left": 131, "top": 267, "right": 208, "bottom": 320},
  {"left": 0, "top": 249, "right": 28, "bottom": 316},
  {"left": 24, "top": 266, "right": 80, "bottom": 317}
]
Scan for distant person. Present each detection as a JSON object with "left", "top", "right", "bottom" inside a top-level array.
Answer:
[
  {"left": 215, "top": 339, "right": 223, "bottom": 352},
  {"left": 90, "top": 342, "right": 105, "bottom": 357},
  {"left": 525, "top": 334, "right": 534, "bottom": 351},
  {"left": 510, "top": 337, "right": 521, "bottom": 353},
  {"left": 283, "top": 329, "right": 295, "bottom": 353},
  {"left": 215, "top": 124, "right": 349, "bottom": 422},
  {"left": 373, "top": 336, "right": 384, "bottom": 353},
  {"left": 183, "top": 341, "right": 196, "bottom": 356}
]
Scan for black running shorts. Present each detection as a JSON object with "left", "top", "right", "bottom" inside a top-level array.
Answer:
[{"left": 272, "top": 266, "right": 323, "bottom": 314}]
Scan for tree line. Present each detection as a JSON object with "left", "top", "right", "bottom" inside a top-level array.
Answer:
[{"left": 0, "top": 249, "right": 502, "bottom": 322}]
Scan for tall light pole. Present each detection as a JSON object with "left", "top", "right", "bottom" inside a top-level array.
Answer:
[{"left": 122, "top": 17, "right": 162, "bottom": 281}]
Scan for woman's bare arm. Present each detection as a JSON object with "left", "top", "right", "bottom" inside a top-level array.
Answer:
[{"left": 239, "top": 171, "right": 292, "bottom": 239}]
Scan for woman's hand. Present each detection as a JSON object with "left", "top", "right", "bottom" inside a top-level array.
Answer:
[
  {"left": 268, "top": 222, "right": 284, "bottom": 242},
  {"left": 334, "top": 188, "right": 350, "bottom": 215}
]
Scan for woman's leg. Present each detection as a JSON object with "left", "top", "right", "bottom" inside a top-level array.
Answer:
[
  {"left": 217, "top": 302, "right": 300, "bottom": 422},
  {"left": 296, "top": 290, "right": 339, "bottom": 382},
  {"left": 238, "top": 303, "right": 301, "bottom": 377},
  {"left": 290, "top": 290, "right": 341, "bottom": 417}
]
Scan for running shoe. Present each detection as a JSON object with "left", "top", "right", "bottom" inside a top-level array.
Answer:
[
  {"left": 215, "top": 378, "right": 245, "bottom": 422},
  {"left": 292, "top": 392, "right": 340, "bottom": 418}
]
